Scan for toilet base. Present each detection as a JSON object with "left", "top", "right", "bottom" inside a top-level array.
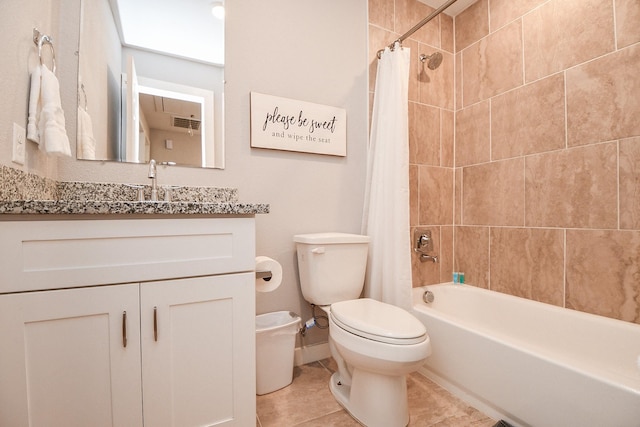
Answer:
[{"left": 329, "top": 371, "right": 409, "bottom": 427}]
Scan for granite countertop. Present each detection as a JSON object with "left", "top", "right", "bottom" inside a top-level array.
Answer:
[
  {"left": 0, "top": 199, "right": 270, "bottom": 216},
  {"left": 0, "top": 176, "right": 269, "bottom": 216}
]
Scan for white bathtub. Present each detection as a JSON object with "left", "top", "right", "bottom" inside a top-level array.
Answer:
[{"left": 411, "top": 284, "right": 640, "bottom": 427}]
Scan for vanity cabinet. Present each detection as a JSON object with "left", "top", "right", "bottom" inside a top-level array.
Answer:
[{"left": 0, "top": 217, "right": 256, "bottom": 427}]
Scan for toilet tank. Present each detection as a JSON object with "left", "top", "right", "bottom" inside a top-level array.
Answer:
[{"left": 293, "top": 233, "right": 370, "bottom": 306}]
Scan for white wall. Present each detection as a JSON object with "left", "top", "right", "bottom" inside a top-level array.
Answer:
[
  {"left": 0, "top": 0, "right": 369, "bottom": 346},
  {"left": 0, "top": 0, "right": 80, "bottom": 178},
  {"left": 225, "top": 0, "right": 369, "bottom": 345}
]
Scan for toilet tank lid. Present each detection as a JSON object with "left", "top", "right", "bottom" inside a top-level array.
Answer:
[{"left": 293, "top": 232, "right": 370, "bottom": 244}]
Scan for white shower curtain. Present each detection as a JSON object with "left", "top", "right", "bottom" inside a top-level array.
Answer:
[{"left": 361, "top": 43, "right": 412, "bottom": 310}]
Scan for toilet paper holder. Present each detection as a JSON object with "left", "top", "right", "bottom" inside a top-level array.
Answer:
[{"left": 256, "top": 270, "right": 273, "bottom": 281}]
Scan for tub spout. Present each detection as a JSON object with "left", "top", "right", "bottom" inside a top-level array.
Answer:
[{"left": 419, "top": 253, "right": 438, "bottom": 263}]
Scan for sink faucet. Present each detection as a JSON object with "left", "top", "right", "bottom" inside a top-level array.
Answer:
[{"left": 148, "top": 159, "right": 158, "bottom": 201}]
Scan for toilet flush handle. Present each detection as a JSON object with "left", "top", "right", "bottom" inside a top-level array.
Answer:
[{"left": 311, "top": 247, "right": 325, "bottom": 254}]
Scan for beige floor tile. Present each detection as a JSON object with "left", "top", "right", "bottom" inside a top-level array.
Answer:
[
  {"left": 257, "top": 358, "right": 496, "bottom": 427},
  {"left": 256, "top": 362, "right": 342, "bottom": 426}
]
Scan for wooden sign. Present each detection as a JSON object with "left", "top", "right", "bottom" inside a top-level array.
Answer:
[{"left": 250, "top": 92, "right": 347, "bottom": 156}]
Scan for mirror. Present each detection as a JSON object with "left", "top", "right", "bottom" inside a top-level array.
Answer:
[
  {"left": 121, "top": 59, "right": 218, "bottom": 167},
  {"left": 77, "top": 0, "right": 225, "bottom": 168}
]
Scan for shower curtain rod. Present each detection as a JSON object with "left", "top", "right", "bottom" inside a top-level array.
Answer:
[{"left": 377, "top": 0, "right": 459, "bottom": 58}]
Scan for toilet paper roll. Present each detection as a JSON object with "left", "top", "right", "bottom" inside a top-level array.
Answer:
[{"left": 255, "top": 256, "right": 283, "bottom": 292}]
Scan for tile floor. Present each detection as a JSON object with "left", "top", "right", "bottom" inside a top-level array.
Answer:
[{"left": 256, "top": 358, "right": 496, "bottom": 426}]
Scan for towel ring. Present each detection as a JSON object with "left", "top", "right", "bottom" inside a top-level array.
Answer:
[{"left": 33, "top": 28, "right": 56, "bottom": 73}]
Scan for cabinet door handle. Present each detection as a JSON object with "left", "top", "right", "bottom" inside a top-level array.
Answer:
[
  {"left": 122, "top": 311, "right": 127, "bottom": 348},
  {"left": 153, "top": 306, "right": 158, "bottom": 341}
]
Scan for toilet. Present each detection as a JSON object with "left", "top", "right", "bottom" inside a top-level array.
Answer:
[{"left": 294, "top": 232, "right": 431, "bottom": 427}]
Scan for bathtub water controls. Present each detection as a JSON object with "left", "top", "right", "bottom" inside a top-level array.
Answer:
[{"left": 414, "top": 229, "right": 439, "bottom": 263}]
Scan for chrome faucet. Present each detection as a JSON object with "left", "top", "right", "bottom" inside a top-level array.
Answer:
[
  {"left": 148, "top": 159, "right": 158, "bottom": 201},
  {"left": 414, "top": 229, "right": 439, "bottom": 263}
]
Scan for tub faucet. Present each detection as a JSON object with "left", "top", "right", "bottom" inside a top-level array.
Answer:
[
  {"left": 419, "top": 254, "right": 439, "bottom": 263},
  {"left": 148, "top": 159, "right": 158, "bottom": 201},
  {"left": 414, "top": 230, "right": 438, "bottom": 263}
]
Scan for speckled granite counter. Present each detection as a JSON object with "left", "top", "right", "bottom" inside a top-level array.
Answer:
[
  {"left": 0, "top": 200, "right": 269, "bottom": 216},
  {"left": 0, "top": 166, "right": 269, "bottom": 216}
]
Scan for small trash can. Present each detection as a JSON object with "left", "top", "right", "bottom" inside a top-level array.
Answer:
[{"left": 256, "top": 311, "right": 301, "bottom": 395}]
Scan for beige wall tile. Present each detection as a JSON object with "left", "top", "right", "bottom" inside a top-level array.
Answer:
[
  {"left": 463, "top": 158, "right": 525, "bottom": 226},
  {"left": 410, "top": 164, "right": 419, "bottom": 226},
  {"left": 368, "top": 0, "right": 394, "bottom": 31},
  {"left": 455, "top": 100, "right": 490, "bottom": 166},
  {"left": 616, "top": 0, "right": 640, "bottom": 48},
  {"left": 620, "top": 137, "right": 640, "bottom": 230},
  {"left": 523, "top": 0, "right": 615, "bottom": 82},
  {"left": 566, "top": 229, "right": 640, "bottom": 323},
  {"left": 418, "top": 47, "right": 454, "bottom": 109},
  {"left": 441, "top": 13, "right": 454, "bottom": 53},
  {"left": 525, "top": 143, "right": 618, "bottom": 229},
  {"left": 454, "top": 168, "right": 462, "bottom": 225},
  {"left": 455, "top": 0, "right": 489, "bottom": 52},
  {"left": 406, "top": 39, "right": 420, "bottom": 103},
  {"left": 462, "top": 20, "right": 523, "bottom": 106},
  {"left": 455, "top": 51, "right": 462, "bottom": 110},
  {"left": 490, "top": 227, "right": 564, "bottom": 306},
  {"left": 410, "top": 102, "right": 440, "bottom": 166},
  {"left": 441, "top": 110, "right": 454, "bottom": 167},
  {"left": 419, "top": 166, "right": 453, "bottom": 225},
  {"left": 395, "top": 0, "right": 440, "bottom": 47},
  {"left": 454, "top": 226, "right": 490, "bottom": 288},
  {"left": 491, "top": 73, "right": 566, "bottom": 160},
  {"left": 489, "top": 0, "right": 547, "bottom": 31},
  {"left": 566, "top": 44, "right": 640, "bottom": 146},
  {"left": 440, "top": 226, "right": 454, "bottom": 283}
]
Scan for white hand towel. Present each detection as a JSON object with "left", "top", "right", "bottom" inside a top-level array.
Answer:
[
  {"left": 77, "top": 106, "right": 96, "bottom": 160},
  {"left": 38, "top": 64, "right": 71, "bottom": 157},
  {"left": 27, "top": 65, "right": 42, "bottom": 143}
]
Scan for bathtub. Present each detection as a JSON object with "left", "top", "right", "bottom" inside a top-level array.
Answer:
[{"left": 411, "top": 284, "right": 640, "bottom": 427}]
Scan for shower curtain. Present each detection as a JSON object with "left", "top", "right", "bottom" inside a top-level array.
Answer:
[{"left": 361, "top": 43, "right": 412, "bottom": 310}]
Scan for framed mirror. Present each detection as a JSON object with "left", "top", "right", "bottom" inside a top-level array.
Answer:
[{"left": 77, "top": 0, "right": 225, "bottom": 169}]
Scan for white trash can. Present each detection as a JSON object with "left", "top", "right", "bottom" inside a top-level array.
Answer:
[{"left": 256, "top": 311, "right": 301, "bottom": 395}]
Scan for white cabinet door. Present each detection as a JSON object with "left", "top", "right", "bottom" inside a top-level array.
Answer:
[
  {"left": 140, "top": 273, "right": 255, "bottom": 427},
  {"left": 0, "top": 284, "right": 143, "bottom": 427}
]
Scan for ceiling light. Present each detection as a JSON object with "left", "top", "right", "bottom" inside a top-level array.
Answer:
[{"left": 211, "top": 2, "right": 225, "bottom": 19}]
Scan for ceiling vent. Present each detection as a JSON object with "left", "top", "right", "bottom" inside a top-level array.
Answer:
[{"left": 172, "top": 116, "right": 201, "bottom": 131}]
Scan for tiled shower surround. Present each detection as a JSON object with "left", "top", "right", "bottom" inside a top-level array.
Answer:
[{"left": 369, "top": 0, "right": 640, "bottom": 324}]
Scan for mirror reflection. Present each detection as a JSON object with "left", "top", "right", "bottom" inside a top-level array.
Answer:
[{"left": 77, "top": 0, "right": 225, "bottom": 169}]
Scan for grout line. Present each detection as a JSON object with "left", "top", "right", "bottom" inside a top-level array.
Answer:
[
  {"left": 563, "top": 229, "right": 567, "bottom": 308},
  {"left": 487, "top": 225, "right": 491, "bottom": 290},
  {"left": 617, "top": 140, "right": 620, "bottom": 230},
  {"left": 563, "top": 70, "right": 568, "bottom": 149}
]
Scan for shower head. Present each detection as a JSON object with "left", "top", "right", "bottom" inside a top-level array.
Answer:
[{"left": 419, "top": 52, "right": 443, "bottom": 70}]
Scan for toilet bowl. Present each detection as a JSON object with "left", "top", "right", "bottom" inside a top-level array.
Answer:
[
  {"left": 294, "top": 232, "right": 431, "bottom": 427},
  {"left": 327, "top": 299, "right": 430, "bottom": 427}
]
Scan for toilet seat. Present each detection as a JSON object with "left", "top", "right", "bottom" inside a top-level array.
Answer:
[{"left": 330, "top": 298, "right": 426, "bottom": 345}]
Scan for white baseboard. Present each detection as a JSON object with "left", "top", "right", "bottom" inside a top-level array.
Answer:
[{"left": 294, "top": 342, "right": 331, "bottom": 366}]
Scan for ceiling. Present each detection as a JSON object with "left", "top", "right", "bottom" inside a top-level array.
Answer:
[
  {"left": 109, "top": 0, "right": 224, "bottom": 65},
  {"left": 108, "top": 0, "right": 473, "bottom": 66},
  {"left": 418, "top": 0, "right": 477, "bottom": 16}
]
